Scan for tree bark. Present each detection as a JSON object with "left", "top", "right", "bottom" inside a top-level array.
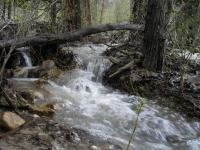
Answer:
[
  {"left": 0, "top": 23, "right": 143, "bottom": 49},
  {"left": 129, "top": 0, "right": 144, "bottom": 42},
  {"left": 81, "top": 0, "right": 92, "bottom": 27},
  {"left": 50, "top": 0, "right": 57, "bottom": 27},
  {"left": 143, "top": 0, "right": 172, "bottom": 72},
  {"left": 0, "top": 1, "right": 5, "bottom": 19},
  {"left": 130, "top": 0, "right": 144, "bottom": 24},
  {"left": 99, "top": 0, "right": 105, "bottom": 23},
  {"left": 7, "top": 1, "right": 12, "bottom": 19},
  {"left": 91, "top": 0, "right": 99, "bottom": 25},
  {"left": 63, "top": 0, "right": 81, "bottom": 32}
]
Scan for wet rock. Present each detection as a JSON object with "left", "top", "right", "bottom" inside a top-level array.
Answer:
[
  {"left": 27, "top": 60, "right": 61, "bottom": 79},
  {"left": 0, "top": 95, "right": 9, "bottom": 107},
  {"left": 187, "top": 75, "right": 200, "bottom": 93},
  {"left": 89, "top": 145, "right": 101, "bottom": 150},
  {"left": 27, "top": 66, "right": 40, "bottom": 77},
  {"left": 39, "top": 60, "right": 61, "bottom": 79},
  {"left": 18, "top": 91, "right": 35, "bottom": 104},
  {"left": 30, "top": 103, "right": 55, "bottom": 116},
  {"left": 0, "top": 112, "right": 25, "bottom": 130},
  {"left": 13, "top": 67, "right": 29, "bottom": 78},
  {"left": 89, "top": 144, "right": 122, "bottom": 150},
  {"left": 33, "top": 114, "right": 40, "bottom": 118}
]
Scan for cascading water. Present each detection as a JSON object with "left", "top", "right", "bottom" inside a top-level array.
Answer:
[
  {"left": 10, "top": 44, "right": 200, "bottom": 150},
  {"left": 16, "top": 47, "right": 32, "bottom": 67},
  {"left": 21, "top": 51, "right": 32, "bottom": 67}
]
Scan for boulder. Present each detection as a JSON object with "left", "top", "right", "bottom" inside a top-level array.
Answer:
[
  {"left": 39, "top": 60, "right": 56, "bottom": 77},
  {"left": 28, "top": 60, "right": 61, "bottom": 79},
  {"left": 0, "top": 112, "right": 25, "bottom": 130}
]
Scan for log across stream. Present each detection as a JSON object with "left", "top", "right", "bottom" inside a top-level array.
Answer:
[{"left": 8, "top": 44, "right": 200, "bottom": 150}]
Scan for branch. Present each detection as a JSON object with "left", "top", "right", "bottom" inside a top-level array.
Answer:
[
  {"left": 109, "top": 59, "right": 140, "bottom": 78},
  {"left": 0, "top": 23, "right": 143, "bottom": 49}
]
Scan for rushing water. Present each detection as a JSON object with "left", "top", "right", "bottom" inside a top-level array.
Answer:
[
  {"left": 21, "top": 51, "right": 32, "bottom": 67},
  {"left": 10, "top": 44, "right": 200, "bottom": 150}
]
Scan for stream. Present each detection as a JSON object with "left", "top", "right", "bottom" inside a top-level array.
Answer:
[{"left": 9, "top": 44, "right": 200, "bottom": 150}]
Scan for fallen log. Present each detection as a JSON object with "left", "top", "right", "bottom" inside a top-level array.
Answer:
[{"left": 0, "top": 23, "right": 143, "bottom": 49}]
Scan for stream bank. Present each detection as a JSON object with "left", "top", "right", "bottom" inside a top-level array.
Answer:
[{"left": 104, "top": 43, "right": 200, "bottom": 118}]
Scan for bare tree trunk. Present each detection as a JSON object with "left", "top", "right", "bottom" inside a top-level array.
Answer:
[
  {"left": 81, "top": 0, "right": 92, "bottom": 27},
  {"left": 1, "top": 1, "right": 6, "bottom": 20},
  {"left": 63, "top": 0, "right": 81, "bottom": 32},
  {"left": 143, "top": 0, "right": 172, "bottom": 72},
  {"left": 129, "top": 0, "right": 144, "bottom": 42},
  {"left": 130, "top": 0, "right": 144, "bottom": 23},
  {"left": 91, "top": 0, "right": 99, "bottom": 25},
  {"left": 75, "top": 0, "right": 81, "bottom": 29},
  {"left": 99, "top": 0, "right": 105, "bottom": 23},
  {"left": 13, "top": 0, "right": 16, "bottom": 17},
  {"left": 50, "top": 0, "right": 57, "bottom": 27},
  {"left": 7, "top": 1, "right": 12, "bottom": 19},
  {"left": 115, "top": 0, "right": 121, "bottom": 23}
]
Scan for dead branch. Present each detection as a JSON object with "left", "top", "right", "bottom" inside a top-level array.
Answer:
[
  {"left": 0, "top": 23, "right": 143, "bottom": 50},
  {"left": 109, "top": 59, "right": 140, "bottom": 78}
]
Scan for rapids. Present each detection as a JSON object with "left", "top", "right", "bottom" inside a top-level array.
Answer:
[{"left": 9, "top": 44, "right": 200, "bottom": 150}]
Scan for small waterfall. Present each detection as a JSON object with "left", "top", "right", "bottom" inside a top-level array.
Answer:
[{"left": 21, "top": 51, "right": 32, "bottom": 67}]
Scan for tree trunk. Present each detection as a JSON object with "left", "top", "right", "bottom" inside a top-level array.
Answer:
[
  {"left": 7, "top": 1, "right": 12, "bottom": 19},
  {"left": 75, "top": 0, "right": 81, "bottom": 29},
  {"left": 63, "top": 0, "right": 81, "bottom": 32},
  {"left": 0, "top": 1, "right": 4, "bottom": 19},
  {"left": 130, "top": 0, "right": 144, "bottom": 23},
  {"left": 99, "top": 0, "right": 105, "bottom": 23},
  {"left": 129, "top": 0, "right": 144, "bottom": 42},
  {"left": 50, "top": 0, "right": 57, "bottom": 27},
  {"left": 143, "top": 0, "right": 171, "bottom": 72},
  {"left": 81, "top": 0, "right": 92, "bottom": 27},
  {"left": 91, "top": 0, "right": 99, "bottom": 25}
]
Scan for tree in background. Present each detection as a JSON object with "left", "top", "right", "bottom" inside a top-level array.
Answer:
[
  {"left": 50, "top": 0, "right": 57, "bottom": 28},
  {"left": 80, "top": 0, "right": 91, "bottom": 27},
  {"left": 129, "top": 0, "right": 145, "bottom": 42},
  {"left": 63, "top": 0, "right": 81, "bottom": 32},
  {"left": 130, "top": 0, "right": 144, "bottom": 24},
  {"left": 99, "top": 0, "right": 105, "bottom": 23}
]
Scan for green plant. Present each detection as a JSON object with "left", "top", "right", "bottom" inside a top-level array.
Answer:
[{"left": 126, "top": 98, "right": 145, "bottom": 150}]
